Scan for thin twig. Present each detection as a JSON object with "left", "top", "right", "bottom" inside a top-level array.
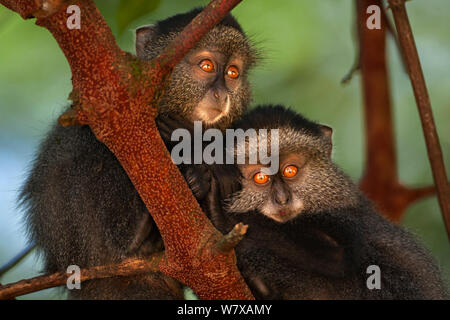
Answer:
[
  {"left": 0, "top": 243, "right": 36, "bottom": 277},
  {"left": 0, "top": 254, "right": 162, "bottom": 300},
  {"left": 388, "top": 0, "right": 450, "bottom": 239},
  {"left": 381, "top": 2, "right": 408, "bottom": 73}
]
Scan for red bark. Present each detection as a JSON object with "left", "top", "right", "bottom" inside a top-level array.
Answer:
[
  {"left": 0, "top": 0, "right": 253, "bottom": 299},
  {"left": 0, "top": 0, "right": 42, "bottom": 18},
  {"left": 357, "top": 0, "right": 436, "bottom": 222}
]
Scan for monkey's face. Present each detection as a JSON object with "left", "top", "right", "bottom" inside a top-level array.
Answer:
[
  {"left": 226, "top": 105, "right": 361, "bottom": 222},
  {"left": 227, "top": 154, "right": 306, "bottom": 223},
  {"left": 165, "top": 47, "right": 250, "bottom": 129},
  {"left": 136, "top": 23, "right": 257, "bottom": 130},
  {"left": 227, "top": 149, "right": 360, "bottom": 222}
]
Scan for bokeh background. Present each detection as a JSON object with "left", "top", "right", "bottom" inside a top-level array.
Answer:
[{"left": 0, "top": 0, "right": 449, "bottom": 299}]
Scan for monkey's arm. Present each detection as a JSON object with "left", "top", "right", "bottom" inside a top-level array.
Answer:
[
  {"left": 211, "top": 164, "right": 242, "bottom": 202},
  {"left": 304, "top": 204, "right": 449, "bottom": 299},
  {"left": 181, "top": 162, "right": 242, "bottom": 233},
  {"left": 156, "top": 113, "right": 241, "bottom": 202},
  {"left": 232, "top": 206, "right": 448, "bottom": 300},
  {"left": 19, "top": 123, "right": 162, "bottom": 266},
  {"left": 181, "top": 165, "right": 212, "bottom": 200},
  {"left": 156, "top": 113, "right": 194, "bottom": 150}
]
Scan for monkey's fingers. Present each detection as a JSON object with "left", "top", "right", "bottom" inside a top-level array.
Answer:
[
  {"left": 155, "top": 116, "right": 176, "bottom": 140},
  {"left": 183, "top": 165, "right": 212, "bottom": 200},
  {"left": 155, "top": 114, "right": 195, "bottom": 143},
  {"left": 212, "top": 164, "right": 242, "bottom": 200},
  {"left": 162, "top": 113, "right": 195, "bottom": 132}
]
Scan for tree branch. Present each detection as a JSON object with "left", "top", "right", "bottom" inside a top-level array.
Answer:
[
  {"left": 0, "top": 255, "right": 162, "bottom": 300},
  {"left": 0, "top": 0, "right": 254, "bottom": 299},
  {"left": 357, "top": 0, "right": 437, "bottom": 222},
  {"left": 387, "top": 0, "right": 450, "bottom": 238},
  {"left": 0, "top": 0, "right": 43, "bottom": 19},
  {"left": 0, "top": 222, "right": 248, "bottom": 299},
  {"left": 0, "top": 243, "right": 36, "bottom": 277},
  {"left": 215, "top": 223, "right": 248, "bottom": 254}
]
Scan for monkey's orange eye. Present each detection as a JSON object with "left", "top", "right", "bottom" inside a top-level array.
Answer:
[
  {"left": 253, "top": 172, "right": 269, "bottom": 184},
  {"left": 226, "top": 65, "right": 239, "bottom": 79},
  {"left": 283, "top": 165, "right": 298, "bottom": 178},
  {"left": 199, "top": 59, "right": 215, "bottom": 72}
]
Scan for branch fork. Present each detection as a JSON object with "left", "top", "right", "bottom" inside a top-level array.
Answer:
[{"left": 0, "top": 0, "right": 254, "bottom": 300}]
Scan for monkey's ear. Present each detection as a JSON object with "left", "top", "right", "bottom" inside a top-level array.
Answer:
[
  {"left": 319, "top": 125, "right": 333, "bottom": 139},
  {"left": 135, "top": 24, "right": 158, "bottom": 59},
  {"left": 319, "top": 125, "right": 333, "bottom": 158}
]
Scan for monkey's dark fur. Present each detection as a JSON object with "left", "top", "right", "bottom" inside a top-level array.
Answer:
[
  {"left": 19, "top": 9, "right": 256, "bottom": 299},
  {"left": 195, "top": 105, "right": 449, "bottom": 299}
]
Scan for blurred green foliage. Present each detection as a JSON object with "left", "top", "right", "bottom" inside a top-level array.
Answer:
[
  {"left": 115, "top": 0, "right": 161, "bottom": 35},
  {"left": 0, "top": 0, "right": 448, "bottom": 299}
]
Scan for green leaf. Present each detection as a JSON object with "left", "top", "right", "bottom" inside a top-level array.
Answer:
[{"left": 117, "top": 0, "right": 161, "bottom": 35}]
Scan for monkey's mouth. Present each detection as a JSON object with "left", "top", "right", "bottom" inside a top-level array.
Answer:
[
  {"left": 193, "top": 106, "right": 227, "bottom": 125},
  {"left": 278, "top": 210, "right": 292, "bottom": 218},
  {"left": 207, "top": 107, "right": 223, "bottom": 118},
  {"left": 261, "top": 199, "right": 303, "bottom": 223},
  {"left": 269, "top": 210, "right": 297, "bottom": 223},
  {"left": 194, "top": 95, "right": 231, "bottom": 124},
  {"left": 195, "top": 107, "right": 222, "bottom": 122}
]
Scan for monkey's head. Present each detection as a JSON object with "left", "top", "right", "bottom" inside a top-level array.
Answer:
[
  {"left": 226, "top": 105, "right": 360, "bottom": 223},
  {"left": 136, "top": 8, "right": 258, "bottom": 130}
]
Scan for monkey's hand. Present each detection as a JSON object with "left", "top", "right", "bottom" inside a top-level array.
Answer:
[
  {"left": 156, "top": 113, "right": 194, "bottom": 145},
  {"left": 211, "top": 164, "right": 242, "bottom": 201},
  {"left": 182, "top": 164, "right": 212, "bottom": 201}
]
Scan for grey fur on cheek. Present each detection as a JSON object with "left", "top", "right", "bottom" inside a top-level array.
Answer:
[
  {"left": 292, "top": 163, "right": 360, "bottom": 213},
  {"left": 224, "top": 188, "right": 267, "bottom": 213}
]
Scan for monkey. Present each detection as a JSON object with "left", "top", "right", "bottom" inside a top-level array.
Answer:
[
  {"left": 18, "top": 8, "right": 257, "bottom": 299},
  {"left": 188, "top": 104, "right": 449, "bottom": 299}
]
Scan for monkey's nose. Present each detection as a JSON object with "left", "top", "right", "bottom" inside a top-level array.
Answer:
[
  {"left": 213, "top": 90, "right": 227, "bottom": 103},
  {"left": 212, "top": 88, "right": 227, "bottom": 104},
  {"left": 274, "top": 192, "right": 290, "bottom": 206}
]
